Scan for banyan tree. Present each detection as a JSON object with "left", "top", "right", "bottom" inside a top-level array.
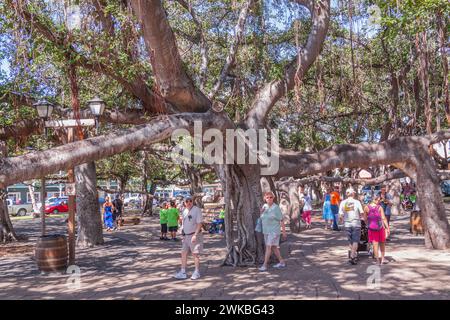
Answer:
[{"left": 0, "top": 0, "right": 449, "bottom": 263}]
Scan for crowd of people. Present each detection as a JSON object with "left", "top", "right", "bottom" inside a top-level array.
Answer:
[{"left": 104, "top": 184, "right": 399, "bottom": 278}]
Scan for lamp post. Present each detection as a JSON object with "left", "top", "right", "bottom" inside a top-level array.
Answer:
[
  {"left": 37, "top": 96, "right": 106, "bottom": 265},
  {"left": 33, "top": 100, "right": 54, "bottom": 138},
  {"left": 33, "top": 100, "right": 55, "bottom": 236},
  {"left": 88, "top": 96, "right": 106, "bottom": 134}
]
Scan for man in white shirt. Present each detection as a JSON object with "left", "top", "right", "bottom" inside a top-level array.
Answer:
[
  {"left": 339, "top": 188, "right": 364, "bottom": 265},
  {"left": 174, "top": 197, "right": 204, "bottom": 280}
]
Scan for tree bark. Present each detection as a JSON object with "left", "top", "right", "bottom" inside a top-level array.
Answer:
[
  {"left": 0, "top": 140, "right": 17, "bottom": 242},
  {"left": 0, "top": 188, "right": 18, "bottom": 243},
  {"left": 222, "top": 164, "right": 265, "bottom": 266},
  {"left": 129, "top": 0, "right": 210, "bottom": 112},
  {"left": 182, "top": 163, "right": 203, "bottom": 207},
  {"left": 277, "top": 180, "right": 302, "bottom": 233},
  {"left": 436, "top": 11, "right": 449, "bottom": 124},
  {"left": 27, "top": 183, "right": 39, "bottom": 214},
  {"left": 75, "top": 162, "right": 104, "bottom": 247},
  {"left": 411, "top": 148, "right": 450, "bottom": 249}
]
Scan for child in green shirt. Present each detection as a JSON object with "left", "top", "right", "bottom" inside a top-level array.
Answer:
[
  {"left": 167, "top": 200, "right": 180, "bottom": 241},
  {"left": 159, "top": 202, "right": 169, "bottom": 240}
]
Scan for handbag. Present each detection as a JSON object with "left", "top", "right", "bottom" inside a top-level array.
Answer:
[{"left": 255, "top": 217, "right": 263, "bottom": 233}]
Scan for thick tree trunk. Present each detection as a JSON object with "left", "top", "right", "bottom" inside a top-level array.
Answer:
[
  {"left": 388, "top": 180, "right": 402, "bottom": 216},
  {"left": 412, "top": 150, "right": 450, "bottom": 249},
  {"left": 143, "top": 183, "right": 157, "bottom": 216},
  {"left": 436, "top": 11, "right": 450, "bottom": 124},
  {"left": 222, "top": 164, "right": 265, "bottom": 266},
  {"left": 0, "top": 140, "right": 17, "bottom": 242},
  {"left": 0, "top": 188, "right": 18, "bottom": 242},
  {"left": 276, "top": 180, "right": 302, "bottom": 233},
  {"left": 75, "top": 162, "right": 104, "bottom": 247},
  {"left": 182, "top": 163, "right": 203, "bottom": 207},
  {"left": 27, "top": 183, "right": 39, "bottom": 213}
]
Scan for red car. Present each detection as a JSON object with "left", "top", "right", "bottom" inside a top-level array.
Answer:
[{"left": 45, "top": 199, "right": 69, "bottom": 214}]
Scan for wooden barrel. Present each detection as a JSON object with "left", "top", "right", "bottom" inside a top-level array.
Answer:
[
  {"left": 35, "top": 234, "right": 68, "bottom": 272},
  {"left": 410, "top": 211, "right": 424, "bottom": 235}
]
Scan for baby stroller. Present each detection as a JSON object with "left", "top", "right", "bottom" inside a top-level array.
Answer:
[
  {"left": 208, "top": 218, "right": 225, "bottom": 234},
  {"left": 348, "top": 220, "right": 373, "bottom": 258}
]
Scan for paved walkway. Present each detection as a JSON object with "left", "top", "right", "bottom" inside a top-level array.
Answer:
[{"left": 1, "top": 210, "right": 449, "bottom": 300}]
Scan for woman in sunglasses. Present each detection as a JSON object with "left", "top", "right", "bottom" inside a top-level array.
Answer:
[{"left": 259, "top": 191, "right": 287, "bottom": 272}]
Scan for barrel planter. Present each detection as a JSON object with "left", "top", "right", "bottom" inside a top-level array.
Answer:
[
  {"left": 35, "top": 234, "right": 68, "bottom": 272},
  {"left": 410, "top": 211, "right": 424, "bottom": 235}
]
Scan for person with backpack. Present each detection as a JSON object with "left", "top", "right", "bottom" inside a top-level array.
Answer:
[
  {"left": 364, "top": 195, "right": 390, "bottom": 265},
  {"left": 339, "top": 188, "right": 364, "bottom": 265}
]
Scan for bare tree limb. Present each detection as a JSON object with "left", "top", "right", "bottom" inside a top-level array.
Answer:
[
  {"left": 208, "top": 0, "right": 253, "bottom": 100},
  {"left": 245, "top": 0, "right": 330, "bottom": 128},
  {"left": 174, "top": 0, "right": 209, "bottom": 90}
]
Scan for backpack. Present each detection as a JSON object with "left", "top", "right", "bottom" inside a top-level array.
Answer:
[{"left": 367, "top": 205, "right": 383, "bottom": 231}]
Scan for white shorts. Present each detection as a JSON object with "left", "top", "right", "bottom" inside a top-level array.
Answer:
[
  {"left": 182, "top": 233, "right": 203, "bottom": 254},
  {"left": 264, "top": 233, "right": 280, "bottom": 246}
]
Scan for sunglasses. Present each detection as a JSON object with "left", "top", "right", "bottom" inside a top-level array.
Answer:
[{"left": 185, "top": 200, "right": 192, "bottom": 203}]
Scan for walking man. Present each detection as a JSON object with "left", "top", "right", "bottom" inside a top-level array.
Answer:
[
  {"left": 330, "top": 185, "right": 341, "bottom": 231},
  {"left": 112, "top": 194, "right": 123, "bottom": 230},
  {"left": 379, "top": 186, "right": 393, "bottom": 241},
  {"left": 339, "top": 188, "right": 364, "bottom": 265},
  {"left": 174, "top": 197, "right": 204, "bottom": 280}
]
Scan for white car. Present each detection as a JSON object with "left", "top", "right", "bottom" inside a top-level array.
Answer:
[
  {"left": 124, "top": 195, "right": 141, "bottom": 206},
  {"left": 6, "top": 199, "right": 33, "bottom": 216}
]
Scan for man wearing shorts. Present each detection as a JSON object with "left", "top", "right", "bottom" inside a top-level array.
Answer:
[
  {"left": 330, "top": 185, "right": 341, "bottom": 231},
  {"left": 174, "top": 197, "right": 204, "bottom": 280},
  {"left": 339, "top": 188, "right": 363, "bottom": 265}
]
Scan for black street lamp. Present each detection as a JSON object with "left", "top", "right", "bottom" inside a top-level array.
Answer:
[
  {"left": 87, "top": 96, "right": 106, "bottom": 133},
  {"left": 33, "top": 100, "right": 54, "bottom": 137}
]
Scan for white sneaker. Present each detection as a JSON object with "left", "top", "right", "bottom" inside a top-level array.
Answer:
[
  {"left": 190, "top": 270, "right": 201, "bottom": 280},
  {"left": 273, "top": 262, "right": 286, "bottom": 269},
  {"left": 258, "top": 265, "right": 267, "bottom": 272},
  {"left": 174, "top": 271, "right": 187, "bottom": 280}
]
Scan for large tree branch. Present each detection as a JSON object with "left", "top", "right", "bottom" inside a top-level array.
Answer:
[
  {"left": 276, "top": 131, "right": 450, "bottom": 178},
  {"left": 276, "top": 170, "right": 406, "bottom": 187},
  {"left": 0, "top": 110, "right": 233, "bottom": 187},
  {"left": 208, "top": 0, "right": 253, "bottom": 100},
  {"left": 130, "top": 0, "right": 210, "bottom": 112},
  {"left": 245, "top": 0, "right": 330, "bottom": 128}
]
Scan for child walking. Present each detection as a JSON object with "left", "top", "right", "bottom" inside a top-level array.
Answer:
[
  {"left": 167, "top": 200, "right": 180, "bottom": 241},
  {"left": 301, "top": 192, "right": 313, "bottom": 229},
  {"left": 159, "top": 202, "right": 169, "bottom": 240}
]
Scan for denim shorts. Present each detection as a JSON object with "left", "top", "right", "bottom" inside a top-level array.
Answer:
[{"left": 346, "top": 226, "right": 361, "bottom": 244}]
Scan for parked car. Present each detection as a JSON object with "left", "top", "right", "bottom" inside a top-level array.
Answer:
[
  {"left": 361, "top": 185, "right": 381, "bottom": 196},
  {"left": 44, "top": 198, "right": 69, "bottom": 214},
  {"left": 37, "top": 196, "right": 68, "bottom": 211},
  {"left": 124, "top": 195, "right": 142, "bottom": 206},
  {"left": 6, "top": 199, "right": 33, "bottom": 216},
  {"left": 441, "top": 180, "right": 450, "bottom": 196}
]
